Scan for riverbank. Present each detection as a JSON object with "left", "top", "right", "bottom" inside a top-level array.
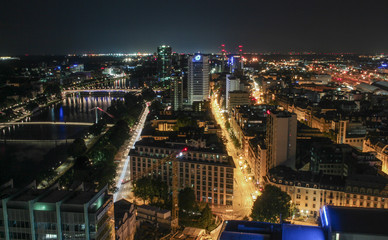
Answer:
[{"left": 0, "top": 97, "right": 61, "bottom": 129}]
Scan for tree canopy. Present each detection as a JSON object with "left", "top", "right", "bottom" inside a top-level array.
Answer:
[
  {"left": 68, "top": 138, "right": 87, "bottom": 158},
  {"left": 199, "top": 204, "right": 213, "bottom": 230},
  {"left": 173, "top": 116, "right": 196, "bottom": 130},
  {"left": 149, "top": 100, "right": 164, "bottom": 113},
  {"left": 179, "top": 187, "right": 197, "bottom": 212},
  {"left": 44, "top": 84, "right": 61, "bottom": 97},
  {"left": 250, "top": 185, "right": 291, "bottom": 223},
  {"left": 133, "top": 176, "right": 169, "bottom": 208}
]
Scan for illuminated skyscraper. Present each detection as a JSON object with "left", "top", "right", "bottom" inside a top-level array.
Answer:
[
  {"left": 157, "top": 45, "right": 172, "bottom": 82},
  {"left": 171, "top": 72, "right": 183, "bottom": 111},
  {"left": 188, "top": 54, "right": 209, "bottom": 105}
]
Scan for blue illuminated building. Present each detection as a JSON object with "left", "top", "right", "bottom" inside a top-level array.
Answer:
[
  {"left": 220, "top": 205, "right": 388, "bottom": 240},
  {"left": 321, "top": 205, "right": 388, "bottom": 240},
  {"left": 219, "top": 220, "right": 324, "bottom": 240}
]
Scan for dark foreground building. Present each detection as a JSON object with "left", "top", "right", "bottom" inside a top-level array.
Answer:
[
  {"left": 0, "top": 180, "right": 115, "bottom": 240},
  {"left": 220, "top": 205, "right": 388, "bottom": 240}
]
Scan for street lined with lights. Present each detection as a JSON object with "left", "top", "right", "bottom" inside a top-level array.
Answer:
[
  {"left": 211, "top": 95, "right": 259, "bottom": 219},
  {"left": 114, "top": 103, "right": 149, "bottom": 202}
]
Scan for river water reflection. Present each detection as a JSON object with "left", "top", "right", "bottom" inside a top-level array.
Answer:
[{"left": 0, "top": 94, "right": 123, "bottom": 185}]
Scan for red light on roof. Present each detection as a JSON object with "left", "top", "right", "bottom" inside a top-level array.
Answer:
[
  {"left": 221, "top": 44, "right": 225, "bottom": 47},
  {"left": 238, "top": 45, "right": 243, "bottom": 48},
  {"left": 182, "top": 147, "right": 188, "bottom": 152}
]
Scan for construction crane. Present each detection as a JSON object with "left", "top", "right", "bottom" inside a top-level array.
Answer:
[{"left": 122, "top": 147, "right": 188, "bottom": 232}]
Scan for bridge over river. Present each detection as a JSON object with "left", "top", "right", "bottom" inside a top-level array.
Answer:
[
  {"left": 63, "top": 88, "right": 141, "bottom": 95},
  {"left": 0, "top": 121, "right": 114, "bottom": 127}
]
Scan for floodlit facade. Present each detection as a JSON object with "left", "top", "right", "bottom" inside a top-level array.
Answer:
[
  {"left": 129, "top": 138, "right": 235, "bottom": 206},
  {"left": 266, "top": 167, "right": 388, "bottom": 218}
]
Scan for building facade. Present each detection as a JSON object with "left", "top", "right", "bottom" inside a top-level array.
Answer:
[
  {"left": 114, "top": 199, "right": 136, "bottom": 240},
  {"left": 266, "top": 111, "right": 297, "bottom": 170},
  {"left": 171, "top": 73, "right": 183, "bottom": 111},
  {"left": 157, "top": 45, "right": 172, "bottom": 82},
  {"left": 228, "top": 91, "right": 250, "bottom": 113},
  {"left": 225, "top": 74, "right": 240, "bottom": 111},
  {"left": 188, "top": 55, "right": 209, "bottom": 105},
  {"left": 265, "top": 169, "right": 388, "bottom": 219},
  {"left": 0, "top": 181, "right": 115, "bottom": 240},
  {"left": 363, "top": 138, "right": 388, "bottom": 174},
  {"left": 129, "top": 139, "right": 234, "bottom": 206},
  {"left": 247, "top": 139, "right": 267, "bottom": 186}
]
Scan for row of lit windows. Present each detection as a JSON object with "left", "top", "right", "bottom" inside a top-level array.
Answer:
[
  {"left": 135, "top": 147, "right": 227, "bottom": 162},
  {"left": 131, "top": 165, "right": 232, "bottom": 181}
]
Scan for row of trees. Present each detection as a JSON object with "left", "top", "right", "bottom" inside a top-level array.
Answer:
[
  {"left": 107, "top": 93, "right": 144, "bottom": 126},
  {"left": 133, "top": 177, "right": 216, "bottom": 230},
  {"left": 60, "top": 120, "right": 130, "bottom": 191},
  {"left": 60, "top": 92, "right": 145, "bottom": 190}
]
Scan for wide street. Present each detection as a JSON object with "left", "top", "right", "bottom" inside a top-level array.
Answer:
[
  {"left": 210, "top": 96, "right": 257, "bottom": 220},
  {"left": 113, "top": 98, "right": 258, "bottom": 218},
  {"left": 113, "top": 103, "right": 149, "bottom": 202}
]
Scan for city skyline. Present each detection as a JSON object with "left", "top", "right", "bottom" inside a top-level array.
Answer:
[{"left": 1, "top": 0, "right": 388, "bottom": 55}]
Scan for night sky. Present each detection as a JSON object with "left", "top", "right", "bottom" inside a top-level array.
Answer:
[{"left": 1, "top": 0, "right": 387, "bottom": 55}]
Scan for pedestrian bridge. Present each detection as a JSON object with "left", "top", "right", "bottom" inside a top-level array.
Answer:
[{"left": 0, "top": 139, "right": 75, "bottom": 144}]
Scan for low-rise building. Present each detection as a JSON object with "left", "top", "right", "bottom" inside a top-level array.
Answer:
[
  {"left": 363, "top": 138, "right": 388, "bottom": 174},
  {"left": 247, "top": 138, "right": 267, "bottom": 185},
  {"left": 136, "top": 205, "right": 171, "bottom": 227},
  {"left": 265, "top": 167, "right": 388, "bottom": 219},
  {"left": 310, "top": 143, "right": 352, "bottom": 176},
  {"left": 114, "top": 199, "right": 136, "bottom": 240}
]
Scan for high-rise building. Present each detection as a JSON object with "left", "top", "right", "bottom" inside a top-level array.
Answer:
[
  {"left": 157, "top": 45, "right": 172, "bottom": 82},
  {"left": 228, "top": 91, "right": 250, "bottom": 113},
  {"left": 225, "top": 74, "right": 241, "bottom": 111},
  {"left": 266, "top": 111, "right": 297, "bottom": 170},
  {"left": 171, "top": 72, "right": 183, "bottom": 111},
  {"left": 188, "top": 54, "right": 209, "bottom": 105},
  {"left": 229, "top": 55, "right": 243, "bottom": 74},
  {"left": 0, "top": 181, "right": 115, "bottom": 240}
]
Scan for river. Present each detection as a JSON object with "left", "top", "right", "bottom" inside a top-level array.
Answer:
[{"left": 0, "top": 94, "right": 123, "bottom": 186}]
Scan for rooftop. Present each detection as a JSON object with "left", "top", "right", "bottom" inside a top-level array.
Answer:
[{"left": 325, "top": 205, "right": 388, "bottom": 236}]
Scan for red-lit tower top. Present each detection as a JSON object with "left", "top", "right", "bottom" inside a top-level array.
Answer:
[{"left": 221, "top": 44, "right": 226, "bottom": 54}]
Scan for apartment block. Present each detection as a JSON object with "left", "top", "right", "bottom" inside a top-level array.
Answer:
[{"left": 129, "top": 138, "right": 235, "bottom": 206}]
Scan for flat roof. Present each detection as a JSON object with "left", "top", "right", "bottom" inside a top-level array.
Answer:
[
  {"left": 64, "top": 191, "right": 97, "bottom": 205},
  {"left": 326, "top": 205, "right": 388, "bottom": 236},
  {"left": 38, "top": 190, "right": 72, "bottom": 203},
  {"left": 11, "top": 189, "right": 46, "bottom": 202}
]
